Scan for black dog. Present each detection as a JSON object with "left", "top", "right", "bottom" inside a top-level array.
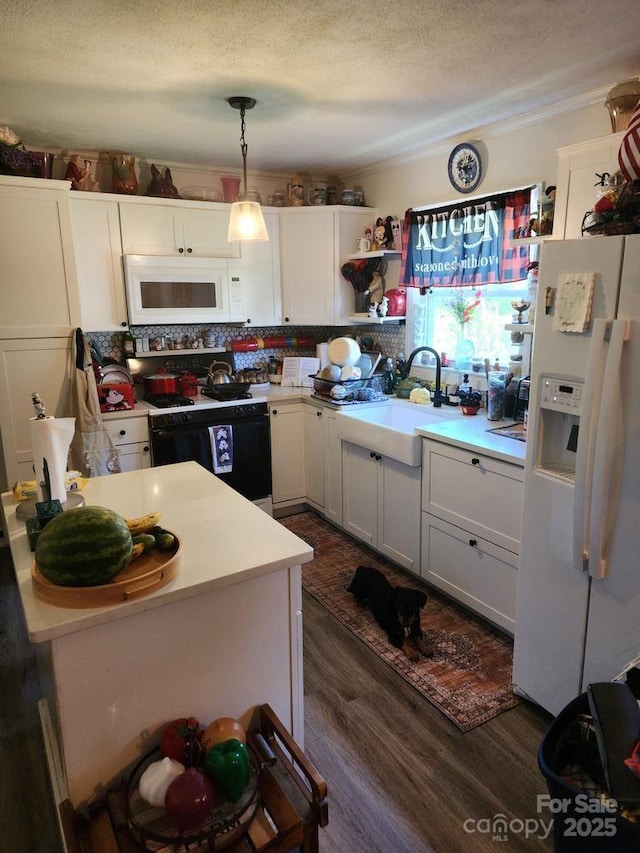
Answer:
[{"left": 348, "top": 565, "right": 430, "bottom": 659}]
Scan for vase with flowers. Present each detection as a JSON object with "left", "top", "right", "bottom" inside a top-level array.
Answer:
[{"left": 446, "top": 287, "right": 482, "bottom": 369}]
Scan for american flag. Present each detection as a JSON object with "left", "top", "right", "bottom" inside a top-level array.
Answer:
[{"left": 618, "top": 100, "right": 640, "bottom": 182}]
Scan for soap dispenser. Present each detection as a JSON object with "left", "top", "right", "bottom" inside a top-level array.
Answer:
[{"left": 459, "top": 373, "right": 472, "bottom": 395}]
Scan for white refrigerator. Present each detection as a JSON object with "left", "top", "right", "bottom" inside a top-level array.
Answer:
[{"left": 513, "top": 234, "right": 640, "bottom": 716}]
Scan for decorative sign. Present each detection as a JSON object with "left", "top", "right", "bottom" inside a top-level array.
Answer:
[
  {"left": 553, "top": 273, "right": 595, "bottom": 333},
  {"left": 401, "top": 188, "right": 532, "bottom": 288}
]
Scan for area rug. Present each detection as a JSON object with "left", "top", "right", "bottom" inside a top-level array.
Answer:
[{"left": 280, "top": 511, "right": 520, "bottom": 732}]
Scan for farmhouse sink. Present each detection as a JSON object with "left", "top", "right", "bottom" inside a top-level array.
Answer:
[{"left": 335, "top": 398, "right": 456, "bottom": 466}]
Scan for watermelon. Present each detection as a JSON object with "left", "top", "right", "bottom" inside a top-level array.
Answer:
[{"left": 35, "top": 506, "right": 133, "bottom": 586}]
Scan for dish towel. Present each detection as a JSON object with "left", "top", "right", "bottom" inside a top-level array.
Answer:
[{"left": 209, "top": 425, "right": 233, "bottom": 474}]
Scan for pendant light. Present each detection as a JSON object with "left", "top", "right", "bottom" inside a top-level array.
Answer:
[{"left": 226, "top": 96, "right": 269, "bottom": 242}]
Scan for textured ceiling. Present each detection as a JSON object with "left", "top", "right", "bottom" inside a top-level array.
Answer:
[{"left": 2, "top": 0, "right": 640, "bottom": 174}]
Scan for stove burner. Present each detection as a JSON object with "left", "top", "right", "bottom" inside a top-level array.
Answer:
[
  {"left": 201, "top": 387, "right": 253, "bottom": 401},
  {"left": 146, "top": 393, "right": 196, "bottom": 408}
]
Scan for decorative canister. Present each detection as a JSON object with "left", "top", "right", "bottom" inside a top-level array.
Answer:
[
  {"left": 289, "top": 175, "right": 306, "bottom": 206},
  {"left": 487, "top": 371, "right": 506, "bottom": 421},
  {"left": 110, "top": 153, "right": 138, "bottom": 195}
]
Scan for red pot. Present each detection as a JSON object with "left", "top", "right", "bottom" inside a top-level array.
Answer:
[
  {"left": 178, "top": 371, "right": 199, "bottom": 397},
  {"left": 142, "top": 368, "right": 178, "bottom": 396}
]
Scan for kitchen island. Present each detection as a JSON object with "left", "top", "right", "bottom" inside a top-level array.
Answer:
[{"left": 1, "top": 461, "right": 313, "bottom": 812}]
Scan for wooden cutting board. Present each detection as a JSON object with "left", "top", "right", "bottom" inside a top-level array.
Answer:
[{"left": 31, "top": 533, "right": 181, "bottom": 608}]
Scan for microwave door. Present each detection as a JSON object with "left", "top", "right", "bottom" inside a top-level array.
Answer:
[{"left": 123, "top": 255, "right": 231, "bottom": 324}]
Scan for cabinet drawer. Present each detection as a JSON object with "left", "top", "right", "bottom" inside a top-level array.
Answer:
[
  {"left": 422, "top": 440, "right": 523, "bottom": 553},
  {"left": 105, "top": 416, "right": 149, "bottom": 446},
  {"left": 421, "top": 512, "right": 516, "bottom": 634}
]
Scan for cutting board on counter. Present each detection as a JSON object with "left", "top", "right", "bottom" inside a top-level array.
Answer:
[{"left": 31, "top": 533, "right": 181, "bottom": 608}]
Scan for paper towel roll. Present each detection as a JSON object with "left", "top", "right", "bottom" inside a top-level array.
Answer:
[
  {"left": 30, "top": 417, "right": 76, "bottom": 503},
  {"left": 316, "top": 343, "right": 330, "bottom": 370}
]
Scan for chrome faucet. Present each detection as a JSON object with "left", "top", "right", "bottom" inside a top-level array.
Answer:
[{"left": 398, "top": 347, "right": 444, "bottom": 407}]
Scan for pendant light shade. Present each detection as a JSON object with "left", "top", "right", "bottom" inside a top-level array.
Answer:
[
  {"left": 228, "top": 199, "right": 269, "bottom": 242},
  {"left": 227, "top": 96, "right": 269, "bottom": 243}
]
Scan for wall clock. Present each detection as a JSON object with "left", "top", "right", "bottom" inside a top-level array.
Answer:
[{"left": 447, "top": 142, "right": 483, "bottom": 194}]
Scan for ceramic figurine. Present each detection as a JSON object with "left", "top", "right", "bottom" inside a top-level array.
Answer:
[
  {"left": 77, "top": 160, "right": 100, "bottom": 192},
  {"left": 369, "top": 303, "right": 378, "bottom": 318},
  {"left": 379, "top": 295, "right": 389, "bottom": 317},
  {"left": 146, "top": 164, "right": 181, "bottom": 199}
]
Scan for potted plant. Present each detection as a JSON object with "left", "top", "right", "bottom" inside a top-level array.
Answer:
[{"left": 458, "top": 388, "right": 483, "bottom": 415}]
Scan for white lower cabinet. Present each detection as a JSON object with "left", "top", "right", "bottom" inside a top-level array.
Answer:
[
  {"left": 303, "top": 401, "right": 343, "bottom": 525},
  {"left": 104, "top": 415, "right": 151, "bottom": 472},
  {"left": 342, "top": 441, "right": 421, "bottom": 573},
  {"left": 420, "top": 439, "right": 523, "bottom": 633},
  {"left": 269, "top": 402, "right": 306, "bottom": 506},
  {"left": 303, "top": 401, "right": 325, "bottom": 509}
]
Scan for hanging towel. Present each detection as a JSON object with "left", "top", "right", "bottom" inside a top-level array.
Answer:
[
  {"left": 68, "top": 328, "right": 122, "bottom": 477},
  {"left": 209, "top": 425, "right": 233, "bottom": 474}
]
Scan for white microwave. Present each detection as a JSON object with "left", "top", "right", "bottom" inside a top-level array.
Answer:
[{"left": 124, "top": 255, "right": 243, "bottom": 325}]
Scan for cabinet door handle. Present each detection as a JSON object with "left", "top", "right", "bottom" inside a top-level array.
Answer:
[
  {"left": 271, "top": 409, "right": 278, "bottom": 416},
  {"left": 246, "top": 318, "right": 251, "bottom": 324},
  {"left": 120, "top": 321, "right": 127, "bottom": 327},
  {"left": 187, "top": 247, "right": 192, "bottom": 253},
  {"left": 469, "top": 539, "right": 478, "bottom": 547},
  {"left": 316, "top": 410, "right": 322, "bottom": 417},
  {"left": 471, "top": 457, "right": 480, "bottom": 465},
  {"left": 284, "top": 317, "right": 290, "bottom": 323},
  {"left": 143, "top": 446, "right": 149, "bottom": 452},
  {"left": 178, "top": 247, "right": 184, "bottom": 253},
  {"left": 370, "top": 451, "right": 376, "bottom": 458},
  {"left": 119, "top": 429, "right": 126, "bottom": 436}
]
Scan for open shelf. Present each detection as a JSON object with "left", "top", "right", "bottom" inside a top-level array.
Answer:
[
  {"left": 346, "top": 314, "right": 405, "bottom": 325},
  {"left": 505, "top": 323, "right": 534, "bottom": 334},
  {"left": 131, "top": 347, "right": 227, "bottom": 357},
  {"left": 346, "top": 250, "right": 401, "bottom": 260}
]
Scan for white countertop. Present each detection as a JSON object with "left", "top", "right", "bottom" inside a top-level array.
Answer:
[
  {"left": 102, "top": 385, "right": 526, "bottom": 465},
  {"left": 2, "top": 461, "right": 313, "bottom": 644},
  {"left": 416, "top": 412, "right": 526, "bottom": 465}
]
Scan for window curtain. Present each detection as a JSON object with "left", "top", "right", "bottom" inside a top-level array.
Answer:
[{"left": 400, "top": 187, "right": 532, "bottom": 288}]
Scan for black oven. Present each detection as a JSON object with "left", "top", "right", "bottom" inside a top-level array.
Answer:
[{"left": 149, "top": 402, "right": 271, "bottom": 501}]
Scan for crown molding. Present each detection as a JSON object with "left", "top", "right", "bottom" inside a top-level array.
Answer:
[{"left": 345, "top": 85, "right": 613, "bottom": 181}]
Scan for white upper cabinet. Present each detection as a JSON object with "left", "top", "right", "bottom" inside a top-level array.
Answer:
[
  {"left": 279, "top": 207, "right": 374, "bottom": 325},
  {"left": 118, "top": 197, "right": 240, "bottom": 258},
  {"left": 70, "top": 194, "right": 128, "bottom": 331},
  {"left": 229, "top": 211, "right": 282, "bottom": 326},
  {"left": 553, "top": 131, "right": 625, "bottom": 240},
  {"left": 0, "top": 177, "right": 80, "bottom": 338}
]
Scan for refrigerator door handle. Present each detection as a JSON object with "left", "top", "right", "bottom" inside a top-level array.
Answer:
[
  {"left": 572, "top": 318, "right": 609, "bottom": 573},
  {"left": 587, "top": 318, "right": 629, "bottom": 579}
]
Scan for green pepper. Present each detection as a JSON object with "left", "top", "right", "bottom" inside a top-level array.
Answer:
[{"left": 204, "top": 738, "right": 250, "bottom": 802}]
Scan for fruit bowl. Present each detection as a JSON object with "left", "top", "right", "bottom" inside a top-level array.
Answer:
[{"left": 127, "top": 745, "right": 261, "bottom": 849}]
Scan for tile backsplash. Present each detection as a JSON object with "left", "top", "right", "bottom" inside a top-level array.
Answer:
[{"left": 88, "top": 324, "right": 406, "bottom": 370}]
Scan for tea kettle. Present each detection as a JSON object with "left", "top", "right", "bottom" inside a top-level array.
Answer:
[
  {"left": 207, "top": 361, "right": 232, "bottom": 387},
  {"left": 384, "top": 287, "right": 407, "bottom": 317}
]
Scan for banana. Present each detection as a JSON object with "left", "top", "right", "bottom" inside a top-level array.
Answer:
[
  {"left": 129, "top": 542, "right": 146, "bottom": 562},
  {"left": 125, "top": 511, "right": 162, "bottom": 537}
]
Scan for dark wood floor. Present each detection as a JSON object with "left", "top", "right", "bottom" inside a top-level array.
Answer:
[
  {"left": 303, "top": 592, "right": 554, "bottom": 853},
  {"left": 1, "top": 543, "right": 554, "bottom": 852}
]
